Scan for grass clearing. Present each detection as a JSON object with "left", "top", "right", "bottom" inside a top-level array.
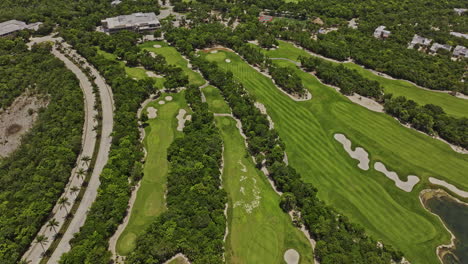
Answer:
[
  {"left": 96, "top": 48, "right": 165, "bottom": 89},
  {"left": 215, "top": 116, "right": 314, "bottom": 264},
  {"left": 203, "top": 50, "right": 468, "bottom": 264},
  {"left": 116, "top": 92, "right": 188, "bottom": 256},
  {"left": 266, "top": 41, "right": 468, "bottom": 118},
  {"left": 140, "top": 41, "right": 206, "bottom": 87},
  {"left": 202, "top": 85, "right": 231, "bottom": 114}
]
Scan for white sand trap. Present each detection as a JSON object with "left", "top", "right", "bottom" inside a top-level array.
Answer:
[
  {"left": 429, "top": 177, "right": 468, "bottom": 198},
  {"left": 374, "top": 162, "right": 420, "bottom": 192},
  {"left": 147, "top": 107, "right": 158, "bottom": 119},
  {"left": 158, "top": 100, "right": 165, "bottom": 105},
  {"left": 225, "top": 59, "right": 231, "bottom": 63},
  {"left": 348, "top": 93, "right": 384, "bottom": 113},
  {"left": 334, "top": 134, "right": 369, "bottom": 170},
  {"left": 153, "top": 44, "right": 162, "bottom": 48},
  {"left": 146, "top": 71, "right": 158, "bottom": 78},
  {"left": 284, "top": 249, "right": 300, "bottom": 264},
  {"left": 210, "top": 50, "right": 218, "bottom": 54},
  {"left": 165, "top": 96, "right": 173, "bottom": 101},
  {"left": 176, "top": 109, "right": 191, "bottom": 131}
]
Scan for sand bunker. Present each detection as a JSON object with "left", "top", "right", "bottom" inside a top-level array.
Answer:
[
  {"left": 210, "top": 50, "right": 218, "bottom": 54},
  {"left": 153, "top": 44, "right": 162, "bottom": 48},
  {"left": 176, "top": 109, "right": 191, "bottom": 131},
  {"left": 374, "top": 162, "right": 420, "bottom": 192},
  {"left": 284, "top": 249, "right": 300, "bottom": 264},
  {"left": 158, "top": 100, "right": 165, "bottom": 105},
  {"left": 225, "top": 59, "right": 231, "bottom": 63},
  {"left": 147, "top": 107, "right": 157, "bottom": 119},
  {"left": 348, "top": 93, "right": 384, "bottom": 113},
  {"left": 146, "top": 71, "right": 158, "bottom": 78},
  {"left": 0, "top": 93, "right": 48, "bottom": 158},
  {"left": 165, "top": 96, "right": 173, "bottom": 101},
  {"left": 429, "top": 177, "right": 468, "bottom": 198},
  {"left": 334, "top": 134, "right": 369, "bottom": 170}
]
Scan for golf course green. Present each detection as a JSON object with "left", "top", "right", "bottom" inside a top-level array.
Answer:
[
  {"left": 116, "top": 92, "right": 188, "bottom": 256},
  {"left": 215, "top": 116, "right": 314, "bottom": 264},
  {"left": 140, "top": 41, "right": 206, "bottom": 87},
  {"left": 202, "top": 85, "right": 231, "bottom": 114},
  {"left": 265, "top": 41, "right": 468, "bottom": 118},
  {"left": 203, "top": 49, "right": 468, "bottom": 264}
]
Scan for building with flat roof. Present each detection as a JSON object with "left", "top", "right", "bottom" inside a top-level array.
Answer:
[
  {"left": 101, "top": 12, "right": 160, "bottom": 33},
  {"left": 453, "top": 45, "right": 468, "bottom": 58},
  {"left": 373, "top": 26, "right": 391, "bottom": 39},
  {"left": 430, "top": 43, "right": 452, "bottom": 53},
  {"left": 408, "top": 34, "right": 432, "bottom": 49},
  {"left": 0, "top": 20, "right": 42, "bottom": 37}
]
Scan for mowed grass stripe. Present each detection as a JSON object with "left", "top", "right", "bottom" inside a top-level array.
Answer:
[
  {"left": 267, "top": 41, "right": 468, "bottom": 118},
  {"left": 203, "top": 50, "right": 460, "bottom": 264}
]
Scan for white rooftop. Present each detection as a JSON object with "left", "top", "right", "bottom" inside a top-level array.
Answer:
[
  {"left": 0, "top": 20, "right": 42, "bottom": 36},
  {"left": 102, "top": 12, "right": 159, "bottom": 30},
  {"left": 430, "top": 43, "right": 451, "bottom": 53},
  {"left": 450, "top": 32, "right": 468, "bottom": 40},
  {"left": 453, "top": 45, "right": 468, "bottom": 58}
]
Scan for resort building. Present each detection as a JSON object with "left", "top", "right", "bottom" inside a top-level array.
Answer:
[
  {"left": 373, "top": 26, "right": 391, "bottom": 39},
  {"left": 453, "top": 45, "right": 468, "bottom": 58},
  {"left": 454, "top": 8, "right": 467, "bottom": 15},
  {"left": 101, "top": 12, "right": 160, "bottom": 33},
  {"left": 408, "top": 34, "right": 432, "bottom": 49},
  {"left": 0, "top": 20, "right": 43, "bottom": 37},
  {"left": 429, "top": 43, "right": 452, "bottom": 53},
  {"left": 450, "top": 32, "right": 468, "bottom": 40}
]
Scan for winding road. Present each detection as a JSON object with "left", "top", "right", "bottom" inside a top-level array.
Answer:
[{"left": 22, "top": 36, "right": 114, "bottom": 264}]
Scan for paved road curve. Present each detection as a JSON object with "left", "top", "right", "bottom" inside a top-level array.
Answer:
[
  {"left": 22, "top": 36, "right": 114, "bottom": 264},
  {"left": 47, "top": 41, "right": 115, "bottom": 264},
  {"left": 21, "top": 37, "right": 98, "bottom": 264}
]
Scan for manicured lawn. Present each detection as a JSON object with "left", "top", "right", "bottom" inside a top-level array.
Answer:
[
  {"left": 203, "top": 50, "right": 468, "bottom": 264},
  {"left": 215, "top": 116, "right": 314, "bottom": 264},
  {"left": 116, "top": 92, "right": 188, "bottom": 256},
  {"left": 202, "top": 85, "right": 231, "bottom": 114},
  {"left": 140, "top": 41, "right": 206, "bottom": 87},
  {"left": 266, "top": 41, "right": 468, "bottom": 118},
  {"left": 96, "top": 48, "right": 165, "bottom": 89}
]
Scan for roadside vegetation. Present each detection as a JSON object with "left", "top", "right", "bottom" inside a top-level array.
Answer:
[{"left": 0, "top": 39, "right": 84, "bottom": 263}]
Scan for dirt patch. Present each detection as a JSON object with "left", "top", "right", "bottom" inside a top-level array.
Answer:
[{"left": 0, "top": 92, "right": 48, "bottom": 158}]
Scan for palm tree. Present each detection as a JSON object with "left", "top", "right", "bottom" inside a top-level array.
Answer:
[
  {"left": 58, "top": 197, "right": 71, "bottom": 215},
  {"left": 76, "top": 168, "right": 86, "bottom": 180},
  {"left": 47, "top": 218, "right": 60, "bottom": 234},
  {"left": 70, "top": 186, "right": 80, "bottom": 196},
  {"left": 81, "top": 155, "right": 91, "bottom": 167},
  {"left": 35, "top": 235, "right": 49, "bottom": 255}
]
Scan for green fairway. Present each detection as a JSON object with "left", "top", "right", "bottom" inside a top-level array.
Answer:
[
  {"left": 202, "top": 85, "right": 231, "bottom": 114},
  {"left": 215, "top": 116, "right": 314, "bottom": 264},
  {"left": 140, "top": 41, "right": 206, "bottom": 86},
  {"left": 203, "top": 50, "right": 468, "bottom": 264},
  {"left": 96, "top": 48, "right": 165, "bottom": 88},
  {"left": 116, "top": 92, "right": 188, "bottom": 256},
  {"left": 266, "top": 41, "right": 468, "bottom": 118}
]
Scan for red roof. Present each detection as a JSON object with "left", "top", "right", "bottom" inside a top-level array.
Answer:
[{"left": 259, "top": 15, "right": 273, "bottom": 22}]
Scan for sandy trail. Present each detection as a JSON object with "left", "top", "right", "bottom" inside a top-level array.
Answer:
[
  {"left": 428, "top": 177, "right": 468, "bottom": 198},
  {"left": 0, "top": 92, "right": 48, "bottom": 158},
  {"left": 374, "top": 162, "right": 420, "bottom": 192},
  {"left": 21, "top": 38, "right": 100, "bottom": 264},
  {"left": 334, "top": 133, "right": 370, "bottom": 170},
  {"left": 254, "top": 101, "right": 275, "bottom": 129},
  {"left": 44, "top": 38, "right": 114, "bottom": 264}
]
